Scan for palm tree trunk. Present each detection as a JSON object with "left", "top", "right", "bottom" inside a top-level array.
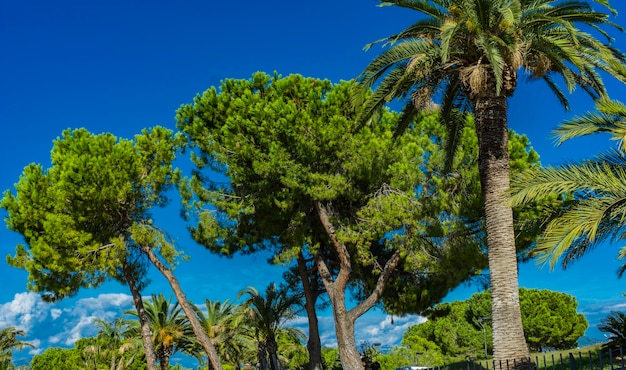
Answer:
[
  {"left": 258, "top": 342, "right": 269, "bottom": 370},
  {"left": 267, "top": 338, "right": 281, "bottom": 370},
  {"left": 473, "top": 93, "right": 529, "bottom": 363},
  {"left": 122, "top": 261, "right": 158, "bottom": 370},
  {"left": 159, "top": 355, "right": 169, "bottom": 370},
  {"left": 296, "top": 252, "right": 323, "bottom": 370},
  {"left": 139, "top": 243, "right": 224, "bottom": 370}
]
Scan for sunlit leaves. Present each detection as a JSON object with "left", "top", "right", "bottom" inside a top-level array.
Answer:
[{"left": 2, "top": 127, "right": 181, "bottom": 301}]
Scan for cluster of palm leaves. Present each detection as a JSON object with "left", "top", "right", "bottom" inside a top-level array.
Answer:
[
  {"left": 599, "top": 311, "right": 626, "bottom": 348},
  {"left": 76, "top": 283, "right": 304, "bottom": 370},
  {"left": 510, "top": 97, "right": 626, "bottom": 274},
  {"left": 0, "top": 327, "right": 33, "bottom": 370}
]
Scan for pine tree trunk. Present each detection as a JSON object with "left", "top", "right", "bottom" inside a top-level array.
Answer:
[
  {"left": 122, "top": 261, "right": 158, "bottom": 370},
  {"left": 314, "top": 201, "right": 402, "bottom": 370},
  {"left": 140, "top": 244, "right": 224, "bottom": 370},
  {"left": 332, "top": 296, "right": 362, "bottom": 370},
  {"left": 296, "top": 252, "right": 323, "bottom": 370},
  {"left": 472, "top": 93, "right": 530, "bottom": 363}
]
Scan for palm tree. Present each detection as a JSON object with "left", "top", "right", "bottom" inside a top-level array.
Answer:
[
  {"left": 0, "top": 327, "right": 34, "bottom": 370},
  {"left": 510, "top": 97, "right": 626, "bottom": 273},
  {"left": 195, "top": 299, "right": 254, "bottom": 367},
  {"left": 356, "top": 0, "right": 625, "bottom": 362},
  {"left": 127, "top": 294, "right": 201, "bottom": 370},
  {"left": 599, "top": 311, "right": 626, "bottom": 349},
  {"left": 92, "top": 316, "right": 142, "bottom": 370},
  {"left": 275, "top": 328, "right": 308, "bottom": 370},
  {"left": 238, "top": 283, "right": 304, "bottom": 370}
]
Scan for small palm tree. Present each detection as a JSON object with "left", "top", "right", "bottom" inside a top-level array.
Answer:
[
  {"left": 275, "top": 328, "right": 308, "bottom": 370},
  {"left": 511, "top": 97, "right": 626, "bottom": 272},
  {"left": 238, "top": 283, "right": 304, "bottom": 370},
  {"left": 127, "top": 294, "right": 200, "bottom": 370},
  {"left": 599, "top": 311, "right": 626, "bottom": 349},
  {"left": 195, "top": 299, "right": 254, "bottom": 367},
  {"left": 0, "top": 327, "right": 34, "bottom": 370},
  {"left": 92, "top": 316, "right": 141, "bottom": 370},
  {"left": 356, "top": 0, "right": 625, "bottom": 362}
]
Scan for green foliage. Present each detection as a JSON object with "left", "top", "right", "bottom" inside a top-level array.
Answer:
[
  {"left": 356, "top": 0, "right": 625, "bottom": 128},
  {"left": 126, "top": 294, "right": 200, "bottom": 365},
  {"left": 404, "top": 288, "right": 587, "bottom": 358},
  {"left": 0, "top": 327, "right": 33, "bottom": 368},
  {"left": 321, "top": 347, "right": 341, "bottom": 370},
  {"left": 30, "top": 347, "right": 82, "bottom": 370},
  {"left": 275, "top": 330, "right": 308, "bottom": 370},
  {"left": 518, "top": 289, "right": 588, "bottom": 350},
  {"left": 2, "top": 127, "right": 181, "bottom": 302},
  {"left": 195, "top": 299, "right": 253, "bottom": 367},
  {"left": 30, "top": 337, "right": 148, "bottom": 370},
  {"left": 177, "top": 72, "right": 540, "bottom": 317},
  {"left": 238, "top": 283, "right": 305, "bottom": 370},
  {"left": 407, "top": 301, "right": 485, "bottom": 361},
  {"left": 90, "top": 316, "right": 147, "bottom": 370},
  {"left": 377, "top": 340, "right": 445, "bottom": 370}
]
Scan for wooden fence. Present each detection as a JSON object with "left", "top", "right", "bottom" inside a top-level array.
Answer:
[{"left": 427, "top": 347, "right": 625, "bottom": 370}]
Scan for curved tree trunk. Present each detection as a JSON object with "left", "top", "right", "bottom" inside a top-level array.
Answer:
[
  {"left": 122, "top": 261, "right": 158, "bottom": 370},
  {"left": 314, "top": 201, "right": 402, "bottom": 370},
  {"left": 139, "top": 244, "right": 224, "bottom": 370},
  {"left": 472, "top": 93, "right": 529, "bottom": 363},
  {"left": 296, "top": 252, "right": 323, "bottom": 370}
]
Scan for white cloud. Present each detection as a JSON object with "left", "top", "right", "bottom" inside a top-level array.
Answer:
[
  {"left": 285, "top": 315, "right": 309, "bottom": 326},
  {"left": 600, "top": 301, "right": 626, "bottom": 313},
  {"left": 27, "top": 339, "right": 42, "bottom": 355},
  {"left": 0, "top": 292, "right": 50, "bottom": 332},
  {"left": 50, "top": 308, "right": 62, "bottom": 320},
  {"left": 306, "top": 311, "right": 426, "bottom": 350},
  {"left": 355, "top": 314, "right": 425, "bottom": 349},
  {"left": 46, "top": 293, "right": 134, "bottom": 346},
  {"left": 75, "top": 293, "right": 133, "bottom": 312},
  {"left": 0, "top": 291, "right": 134, "bottom": 352},
  {"left": 49, "top": 314, "right": 101, "bottom": 346}
]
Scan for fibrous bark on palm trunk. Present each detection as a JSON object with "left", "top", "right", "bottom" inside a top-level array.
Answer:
[{"left": 472, "top": 91, "right": 529, "bottom": 362}]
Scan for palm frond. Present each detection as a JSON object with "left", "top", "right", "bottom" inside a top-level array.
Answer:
[
  {"left": 554, "top": 97, "right": 626, "bottom": 148},
  {"left": 511, "top": 160, "right": 626, "bottom": 205},
  {"left": 378, "top": 0, "right": 449, "bottom": 20}
]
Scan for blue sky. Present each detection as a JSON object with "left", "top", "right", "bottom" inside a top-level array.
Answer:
[{"left": 1, "top": 0, "right": 626, "bottom": 366}]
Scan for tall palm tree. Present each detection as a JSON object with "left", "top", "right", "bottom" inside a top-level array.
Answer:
[
  {"left": 356, "top": 0, "right": 625, "bottom": 362},
  {"left": 0, "top": 327, "right": 34, "bottom": 370},
  {"left": 195, "top": 299, "right": 254, "bottom": 367},
  {"left": 238, "top": 283, "right": 304, "bottom": 370},
  {"left": 510, "top": 97, "right": 626, "bottom": 271},
  {"left": 127, "top": 294, "right": 200, "bottom": 370}
]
